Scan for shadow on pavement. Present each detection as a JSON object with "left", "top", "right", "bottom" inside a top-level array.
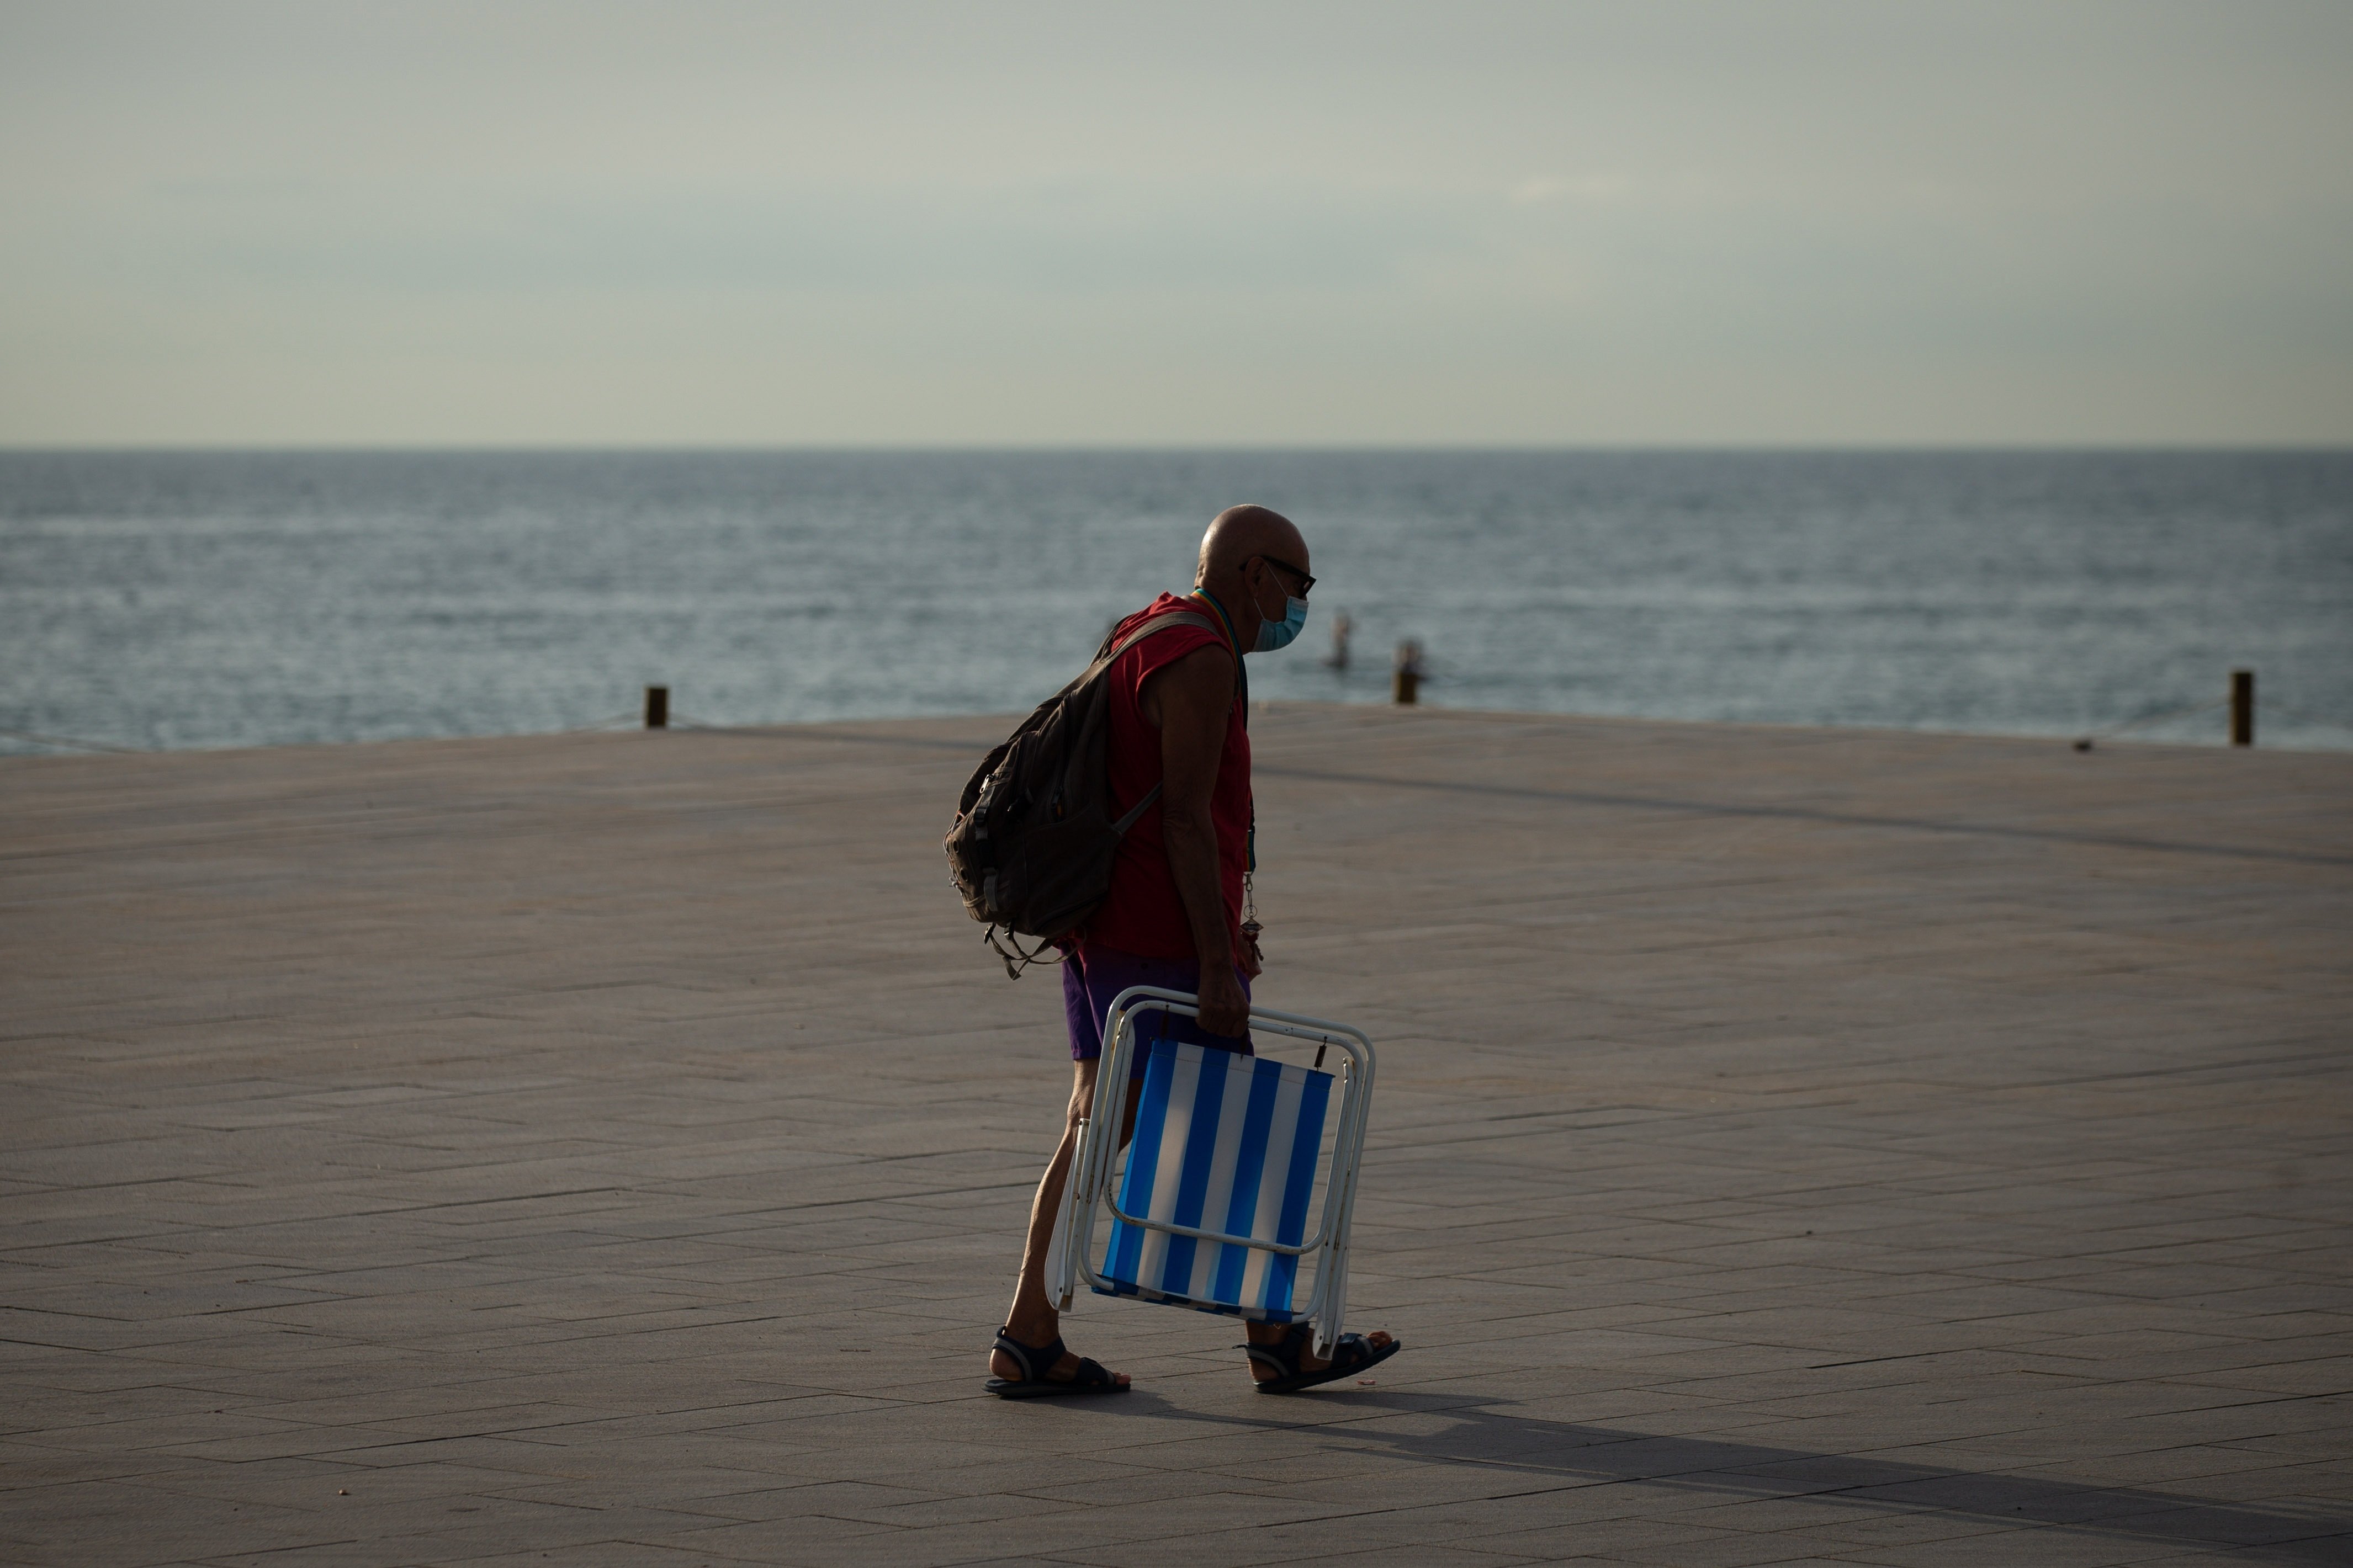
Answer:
[{"left": 1082, "top": 1388, "right": 2350, "bottom": 1561}]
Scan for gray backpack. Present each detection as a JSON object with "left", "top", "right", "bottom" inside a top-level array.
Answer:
[{"left": 945, "top": 610, "right": 1217, "bottom": 976}]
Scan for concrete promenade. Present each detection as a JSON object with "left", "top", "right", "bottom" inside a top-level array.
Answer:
[{"left": 4, "top": 704, "right": 2350, "bottom": 1567}]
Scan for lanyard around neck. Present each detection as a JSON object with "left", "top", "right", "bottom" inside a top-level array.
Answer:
[{"left": 1187, "top": 588, "right": 1242, "bottom": 661}]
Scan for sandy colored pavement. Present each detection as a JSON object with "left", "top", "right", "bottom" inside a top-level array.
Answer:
[{"left": 4, "top": 704, "right": 2350, "bottom": 1567}]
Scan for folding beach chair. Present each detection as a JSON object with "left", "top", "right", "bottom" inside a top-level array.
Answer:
[{"left": 1048, "top": 986, "right": 1374, "bottom": 1358}]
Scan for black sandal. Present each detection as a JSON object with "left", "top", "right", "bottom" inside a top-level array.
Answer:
[
  {"left": 1241, "top": 1322, "right": 1401, "bottom": 1395},
  {"left": 986, "top": 1327, "right": 1128, "bottom": 1399}
]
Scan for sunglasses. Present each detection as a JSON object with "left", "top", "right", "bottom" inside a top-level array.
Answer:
[{"left": 1258, "top": 554, "right": 1316, "bottom": 598}]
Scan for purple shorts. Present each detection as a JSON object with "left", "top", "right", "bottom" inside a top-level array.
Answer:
[{"left": 1063, "top": 943, "right": 1253, "bottom": 1062}]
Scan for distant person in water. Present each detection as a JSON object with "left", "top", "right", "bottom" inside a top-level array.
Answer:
[{"left": 985, "top": 504, "right": 1401, "bottom": 1396}]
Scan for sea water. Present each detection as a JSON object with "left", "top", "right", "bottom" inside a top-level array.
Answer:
[{"left": 2, "top": 449, "right": 2348, "bottom": 754}]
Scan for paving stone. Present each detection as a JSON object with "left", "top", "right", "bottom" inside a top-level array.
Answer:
[{"left": 4, "top": 707, "right": 2350, "bottom": 1566}]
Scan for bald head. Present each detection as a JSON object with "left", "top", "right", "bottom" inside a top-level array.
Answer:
[
  {"left": 1197, "top": 504, "right": 1307, "bottom": 583},
  {"left": 1193, "top": 503, "right": 1312, "bottom": 655}
]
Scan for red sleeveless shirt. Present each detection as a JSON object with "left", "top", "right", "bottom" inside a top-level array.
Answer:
[{"left": 1082, "top": 592, "right": 1252, "bottom": 960}]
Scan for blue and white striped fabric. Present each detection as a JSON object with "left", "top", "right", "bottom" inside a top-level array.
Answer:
[{"left": 1097, "top": 1038, "right": 1333, "bottom": 1321}]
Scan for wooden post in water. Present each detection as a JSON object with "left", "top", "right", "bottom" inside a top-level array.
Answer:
[
  {"left": 2230, "top": 669, "right": 2254, "bottom": 747},
  {"left": 645, "top": 685, "right": 669, "bottom": 729},
  {"left": 1392, "top": 641, "right": 1423, "bottom": 705}
]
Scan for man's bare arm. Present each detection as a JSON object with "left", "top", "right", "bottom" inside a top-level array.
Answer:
[{"left": 1142, "top": 642, "right": 1248, "bottom": 1035}]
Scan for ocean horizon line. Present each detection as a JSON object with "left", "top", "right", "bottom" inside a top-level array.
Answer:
[{"left": 7, "top": 441, "right": 2352, "bottom": 458}]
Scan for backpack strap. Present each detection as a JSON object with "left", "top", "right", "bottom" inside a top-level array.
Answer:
[
  {"left": 1087, "top": 609, "right": 1221, "bottom": 838},
  {"left": 1098, "top": 607, "right": 1245, "bottom": 709},
  {"left": 1089, "top": 608, "right": 1217, "bottom": 673},
  {"left": 986, "top": 926, "right": 1064, "bottom": 980}
]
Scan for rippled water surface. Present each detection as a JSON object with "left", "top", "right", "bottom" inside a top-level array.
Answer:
[{"left": 3, "top": 449, "right": 2349, "bottom": 753}]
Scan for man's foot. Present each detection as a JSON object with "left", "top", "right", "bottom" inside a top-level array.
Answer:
[
  {"left": 1243, "top": 1324, "right": 1398, "bottom": 1392},
  {"left": 989, "top": 1325, "right": 1130, "bottom": 1391}
]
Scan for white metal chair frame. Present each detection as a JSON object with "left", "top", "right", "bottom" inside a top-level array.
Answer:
[{"left": 1051, "top": 985, "right": 1375, "bottom": 1358}]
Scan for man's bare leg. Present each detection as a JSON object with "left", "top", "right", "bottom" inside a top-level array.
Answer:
[{"left": 992, "top": 1059, "right": 1131, "bottom": 1388}]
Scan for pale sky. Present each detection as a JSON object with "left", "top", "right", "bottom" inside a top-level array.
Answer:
[{"left": 3, "top": 1, "right": 2349, "bottom": 446}]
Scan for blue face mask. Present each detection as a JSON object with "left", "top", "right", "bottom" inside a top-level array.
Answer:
[{"left": 1254, "top": 593, "right": 1309, "bottom": 653}]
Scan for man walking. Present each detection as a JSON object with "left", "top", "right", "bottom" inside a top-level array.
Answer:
[{"left": 986, "top": 504, "right": 1400, "bottom": 1396}]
